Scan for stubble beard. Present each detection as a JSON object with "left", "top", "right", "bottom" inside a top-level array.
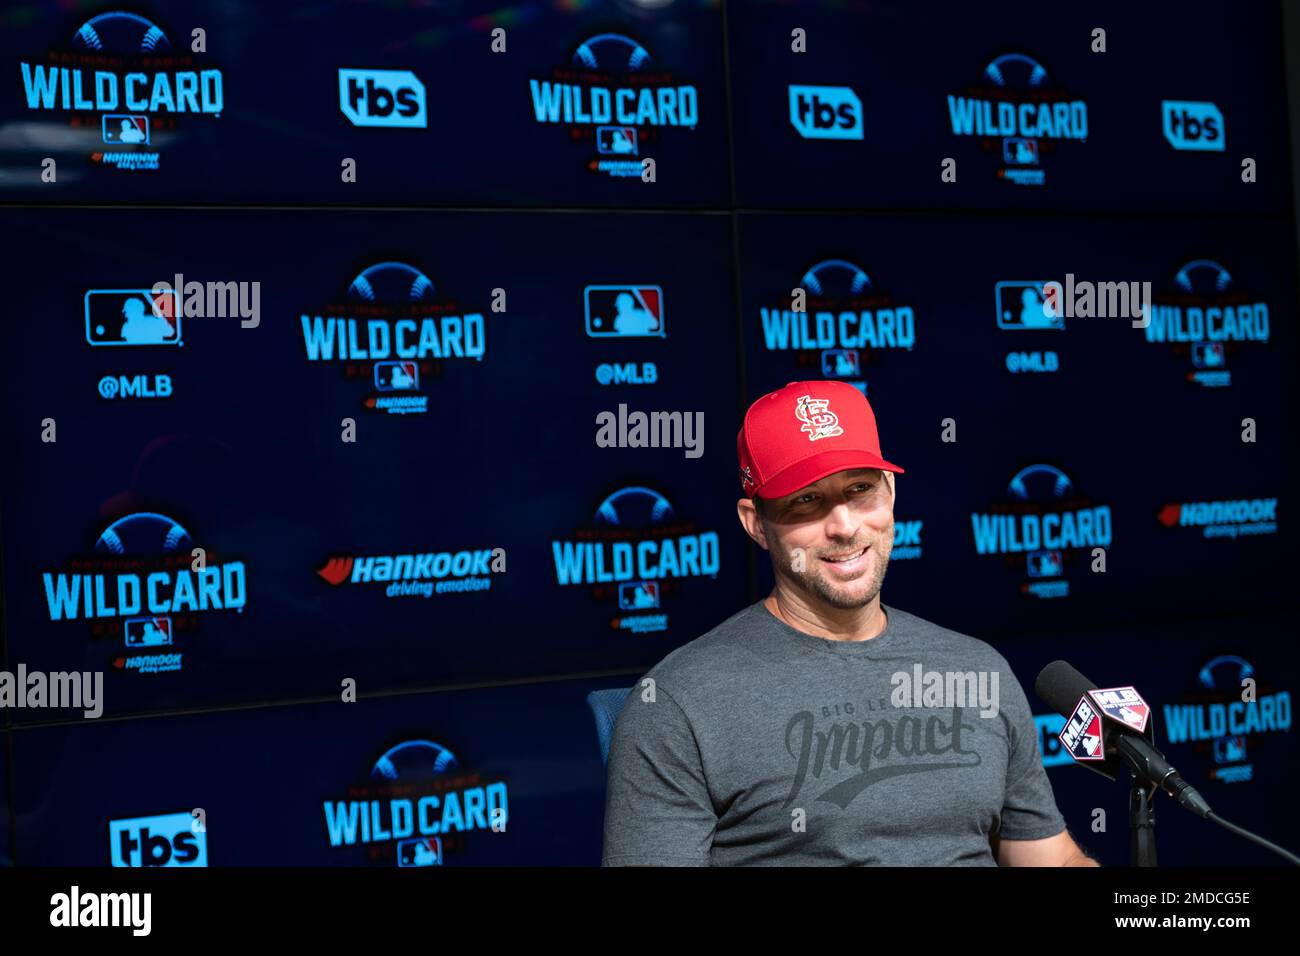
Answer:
[{"left": 774, "top": 527, "right": 894, "bottom": 611}]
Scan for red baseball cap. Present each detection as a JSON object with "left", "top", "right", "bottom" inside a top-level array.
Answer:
[{"left": 736, "top": 380, "right": 903, "bottom": 500}]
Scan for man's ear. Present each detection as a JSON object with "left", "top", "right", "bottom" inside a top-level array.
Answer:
[{"left": 736, "top": 497, "right": 769, "bottom": 550}]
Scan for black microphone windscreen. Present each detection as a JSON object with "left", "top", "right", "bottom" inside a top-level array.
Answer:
[{"left": 1035, "top": 660, "right": 1098, "bottom": 718}]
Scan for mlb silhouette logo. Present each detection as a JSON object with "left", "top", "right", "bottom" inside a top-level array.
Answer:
[
  {"left": 85, "top": 289, "right": 181, "bottom": 346},
  {"left": 619, "top": 581, "right": 660, "bottom": 610},
  {"left": 597, "top": 126, "right": 638, "bottom": 155},
  {"left": 1002, "top": 137, "right": 1038, "bottom": 165},
  {"left": 102, "top": 114, "right": 150, "bottom": 145},
  {"left": 125, "top": 617, "right": 173, "bottom": 647},
  {"left": 584, "top": 285, "right": 665, "bottom": 338},
  {"left": 1192, "top": 341, "right": 1225, "bottom": 368},
  {"left": 397, "top": 837, "right": 442, "bottom": 867},
  {"left": 374, "top": 361, "right": 419, "bottom": 391},
  {"left": 994, "top": 280, "right": 1064, "bottom": 331},
  {"left": 1026, "top": 549, "right": 1063, "bottom": 578},
  {"left": 821, "top": 349, "right": 860, "bottom": 377},
  {"left": 1214, "top": 736, "right": 1247, "bottom": 764},
  {"left": 1029, "top": 548, "right": 1060, "bottom": 580}
]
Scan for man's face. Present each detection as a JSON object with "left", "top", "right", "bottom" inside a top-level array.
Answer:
[{"left": 742, "top": 468, "right": 895, "bottom": 611}]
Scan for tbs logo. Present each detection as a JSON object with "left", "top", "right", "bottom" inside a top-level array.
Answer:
[
  {"left": 1034, "top": 714, "right": 1073, "bottom": 767},
  {"left": 110, "top": 811, "right": 207, "bottom": 867},
  {"left": 1162, "top": 101, "right": 1224, "bottom": 151},
  {"left": 789, "top": 85, "right": 863, "bottom": 140},
  {"left": 339, "top": 69, "right": 426, "bottom": 128}
]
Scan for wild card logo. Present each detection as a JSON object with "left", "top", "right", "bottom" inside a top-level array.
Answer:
[
  {"left": 299, "top": 260, "right": 488, "bottom": 416},
  {"left": 758, "top": 258, "right": 916, "bottom": 394},
  {"left": 550, "top": 485, "right": 719, "bottom": 635},
  {"left": 528, "top": 32, "right": 698, "bottom": 179},
  {"left": 43, "top": 510, "right": 248, "bottom": 674},
  {"left": 783, "top": 702, "right": 982, "bottom": 809},
  {"left": 947, "top": 51, "right": 1087, "bottom": 186},
  {"left": 316, "top": 546, "right": 506, "bottom": 600},
  {"left": 970, "top": 464, "right": 1112, "bottom": 599},
  {"left": 1164, "top": 656, "right": 1291, "bottom": 784},
  {"left": 19, "top": 10, "right": 224, "bottom": 173},
  {"left": 322, "top": 739, "right": 509, "bottom": 866},
  {"left": 1144, "top": 259, "right": 1269, "bottom": 388}
]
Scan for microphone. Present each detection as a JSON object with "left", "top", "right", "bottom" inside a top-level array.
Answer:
[
  {"left": 1036, "top": 660, "right": 1300, "bottom": 866},
  {"left": 1035, "top": 660, "right": 1212, "bottom": 818}
]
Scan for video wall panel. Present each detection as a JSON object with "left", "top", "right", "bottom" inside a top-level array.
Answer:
[
  {"left": 0, "top": 0, "right": 1295, "bottom": 867},
  {"left": 739, "top": 211, "right": 1299, "bottom": 635},
  {"left": 0, "top": 207, "right": 746, "bottom": 721},
  {"left": 728, "top": 0, "right": 1289, "bottom": 213},
  {"left": 0, "top": 0, "right": 729, "bottom": 206}
]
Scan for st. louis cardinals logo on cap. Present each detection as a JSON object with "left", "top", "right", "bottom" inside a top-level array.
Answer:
[
  {"left": 737, "top": 381, "right": 904, "bottom": 500},
  {"left": 794, "top": 395, "right": 843, "bottom": 441}
]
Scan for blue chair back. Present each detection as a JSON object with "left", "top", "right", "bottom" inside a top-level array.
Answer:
[{"left": 586, "top": 687, "right": 634, "bottom": 766}]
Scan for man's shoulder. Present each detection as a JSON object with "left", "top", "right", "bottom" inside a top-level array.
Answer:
[
  {"left": 885, "top": 605, "right": 1012, "bottom": 668},
  {"left": 639, "top": 601, "right": 772, "bottom": 701}
]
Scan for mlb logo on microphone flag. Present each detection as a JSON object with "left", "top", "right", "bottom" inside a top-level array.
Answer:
[
  {"left": 1087, "top": 686, "right": 1151, "bottom": 734},
  {"left": 1059, "top": 696, "right": 1106, "bottom": 761}
]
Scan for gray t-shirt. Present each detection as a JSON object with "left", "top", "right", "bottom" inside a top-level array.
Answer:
[{"left": 602, "top": 600, "right": 1066, "bottom": 866}]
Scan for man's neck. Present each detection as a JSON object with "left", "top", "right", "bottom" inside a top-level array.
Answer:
[{"left": 763, "top": 589, "right": 887, "bottom": 643}]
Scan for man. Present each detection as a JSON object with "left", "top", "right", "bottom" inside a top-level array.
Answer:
[{"left": 602, "top": 380, "right": 1096, "bottom": 866}]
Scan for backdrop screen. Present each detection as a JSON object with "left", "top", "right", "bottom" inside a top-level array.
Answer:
[{"left": 0, "top": 0, "right": 1295, "bottom": 868}]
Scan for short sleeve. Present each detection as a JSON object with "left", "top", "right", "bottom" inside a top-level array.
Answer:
[
  {"left": 995, "top": 661, "right": 1068, "bottom": 841},
  {"left": 602, "top": 684, "right": 717, "bottom": 866}
]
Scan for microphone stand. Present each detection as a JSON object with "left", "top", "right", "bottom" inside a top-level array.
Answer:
[
  {"left": 1115, "top": 730, "right": 1162, "bottom": 866},
  {"left": 1128, "top": 777, "right": 1158, "bottom": 867}
]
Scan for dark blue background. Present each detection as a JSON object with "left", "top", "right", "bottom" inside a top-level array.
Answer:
[
  {"left": 0, "top": 0, "right": 728, "bottom": 206},
  {"left": 0, "top": 0, "right": 1296, "bottom": 867},
  {"left": 0, "top": 207, "right": 746, "bottom": 718},
  {"left": 729, "top": 0, "right": 1289, "bottom": 213}
]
